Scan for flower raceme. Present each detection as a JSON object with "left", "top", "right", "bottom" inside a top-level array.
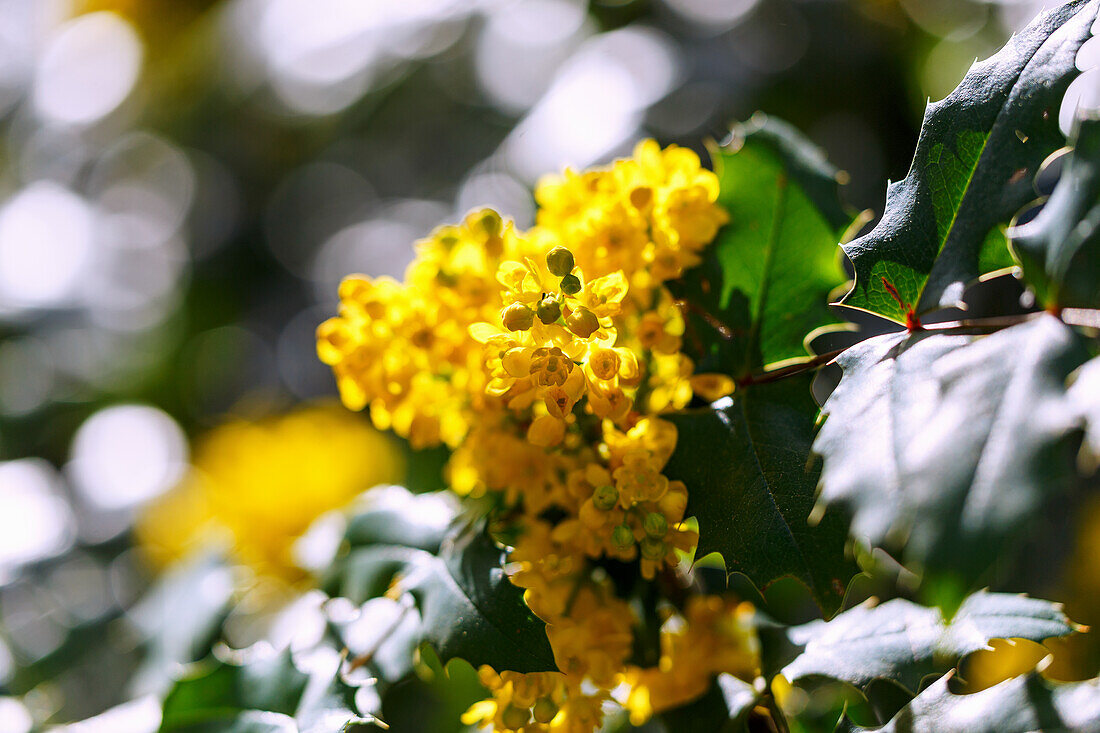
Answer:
[{"left": 318, "top": 140, "right": 756, "bottom": 732}]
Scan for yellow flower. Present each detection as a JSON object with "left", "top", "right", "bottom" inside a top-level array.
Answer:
[{"left": 136, "top": 404, "right": 402, "bottom": 581}]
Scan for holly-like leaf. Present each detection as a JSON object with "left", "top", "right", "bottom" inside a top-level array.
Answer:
[
  {"left": 1010, "top": 116, "right": 1100, "bottom": 309},
  {"left": 840, "top": 0, "right": 1099, "bottom": 322},
  {"left": 671, "top": 114, "right": 850, "bottom": 377},
  {"left": 159, "top": 648, "right": 376, "bottom": 733},
  {"left": 403, "top": 525, "right": 557, "bottom": 673},
  {"left": 814, "top": 316, "right": 1089, "bottom": 601},
  {"left": 665, "top": 374, "right": 858, "bottom": 617},
  {"left": 775, "top": 591, "right": 1078, "bottom": 695},
  {"left": 325, "top": 505, "right": 556, "bottom": 675},
  {"left": 837, "top": 672, "right": 1100, "bottom": 733},
  {"left": 657, "top": 674, "right": 760, "bottom": 733}
]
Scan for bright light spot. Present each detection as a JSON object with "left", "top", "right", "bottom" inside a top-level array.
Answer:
[
  {"left": 0, "top": 459, "right": 74, "bottom": 577},
  {"left": 293, "top": 512, "right": 345, "bottom": 573},
  {"left": 33, "top": 12, "right": 143, "bottom": 126},
  {"left": 252, "top": 0, "right": 470, "bottom": 114},
  {"left": 504, "top": 27, "right": 679, "bottom": 182},
  {"left": 59, "top": 696, "right": 161, "bottom": 733},
  {"left": 475, "top": 0, "right": 590, "bottom": 112},
  {"left": 1061, "top": 69, "right": 1100, "bottom": 136},
  {"left": 0, "top": 182, "right": 94, "bottom": 311},
  {"left": 661, "top": 0, "right": 760, "bottom": 30},
  {"left": 456, "top": 170, "right": 535, "bottom": 228},
  {"left": 68, "top": 405, "right": 188, "bottom": 511},
  {"left": 0, "top": 698, "right": 32, "bottom": 733}
]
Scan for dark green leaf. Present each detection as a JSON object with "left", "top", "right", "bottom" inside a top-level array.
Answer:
[
  {"left": 837, "top": 672, "right": 1100, "bottom": 733},
  {"left": 1010, "top": 116, "right": 1100, "bottom": 309},
  {"left": 325, "top": 516, "right": 556, "bottom": 675},
  {"left": 657, "top": 674, "right": 760, "bottom": 733},
  {"left": 840, "top": 0, "right": 1098, "bottom": 322},
  {"left": 665, "top": 374, "right": 858, "bottom": 616},
  {"left": 814, "top": 316, "right": 1089, "bottom": 601},
  {"left": 671, "top": 114, "right": 850, "bottom": 376},
  {"left": 405, "top": 525, "right": 556, "bottom": 674},
  {"left": 778, "top": 592, "right": 1077, "bottom": 695}
]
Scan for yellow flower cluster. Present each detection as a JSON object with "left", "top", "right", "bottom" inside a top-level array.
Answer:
[
  {"left": 319, "top": 140, "right": 756, "bottom": 731},
  {"left": 137, "top": 404, "right": 402, "bottom": 581}
]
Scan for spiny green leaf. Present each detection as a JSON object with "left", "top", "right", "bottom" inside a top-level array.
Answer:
[
  {"left": 840, "top": 0, "right": 1098, "bottom": 322},
  {"left": 837, "top": 672, "right": 1100, "bottom": 733},
  {"left": 1010, "top": 116, "right": 1100, "bottom": 309},
  {"left": 775, "top": 591, "right": 1078, "bottom": 695},
  {"left": 813, "top": 316, "right": 1089, "bottom": 602},
  {"left": 324, "top": 498, "right": 556, "bottom": 675},
  {"left": 657, "top": 674, "right": 760, "bottom": 733},
  {"left": 665, "top": 374, "right": 858, "bottom": 617},
  {"left": 671, "top": 114, "right": 850, "bottom": 376}
]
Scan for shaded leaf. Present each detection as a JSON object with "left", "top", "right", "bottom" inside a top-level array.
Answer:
[
  {"left": 778, "top": 591, "right": 1078, "bottom": 695},
  {"left": 671, "top": 114, "right": 850, "bottom": 376},
  {"left": 404, "top": 525, "right": 556, "bottom": 674},
  {"left": 657, "top": 674, "right": 760, "bottom": 733},
  {"left": 840, "top": 0, "right": 1098, "bottom": 321},
  {"left": 665, "top": 374, "right": 858, "bottom": 616},
  {"left": 837, "top": 672, "right": 1100, "bottom": 733},
  {"left": 1010, "top": 116, "right": 1100, "bottom": 309},
  {"left": 325, "top": 515, "right": 556, "bottom": 675},
  {"left": 814, "top": 316, "right": 1088, "bottom": 599}
]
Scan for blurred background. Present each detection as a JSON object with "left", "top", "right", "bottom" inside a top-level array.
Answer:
[{"left": 0, "top": 0, "right": 1092, "bottom": 730}]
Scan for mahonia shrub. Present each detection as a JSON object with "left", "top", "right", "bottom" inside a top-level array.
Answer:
[
  {"left": 317, "top": 141, "right": 754, "bottom": 729},
  {"left": 144, "top": 3, "right": 1100, "bottom": 733}
]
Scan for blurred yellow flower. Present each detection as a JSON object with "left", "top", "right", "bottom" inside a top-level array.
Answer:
[{"left": 136, "top": 403, "right": 403, "bottom": 581}]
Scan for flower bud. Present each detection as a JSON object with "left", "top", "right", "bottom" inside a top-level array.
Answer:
[
  {"left": 533, "top": 697, "right": 558, "bottom": 724},
  {"left": 612, "top": 524, "right": 634, "bottom": 549},
  {"left": 566, "top": 306, "right": 599, "bottom": 338},
  {"left": 640, "top": 536, "right": 667, "bottom": 561},
  {"left": 559, "top": 273, "right": 582, "bottom": 295},
  {"left": 643, "top": 512, "right": 668, "bottom": 538},
  {"left": 502, "top": 303, "right": 534, "bottom": 331},
  {"left": 501, "top": 704, "right": 531, "bottom": 729},
  {"left": 593, "top": 485, "right": 618, "bottom": 511},
  {"left": 536, "top": 296, "right": 562, "bottom": 324},
  {"left": 546, "top": 246, "right": 575, "bottom": 276}
]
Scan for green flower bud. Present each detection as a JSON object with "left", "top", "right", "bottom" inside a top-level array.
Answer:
[
  {"left": 501, "top": 704, "right": 531, "bottom": 729},
  {"left": 559, "top": 273, "right": 582, "bottom": 295},
  {"left": 566, "top": 306, "right": 599, "bottom": 338},
  {"left": 612, "top": 524, "right": 634, "bottom": 550},
  {"left": 546, "top": 246, "right": 575, "bottom": 276},
  {"left": 502, "top": 302, "right": 534, "bottom": 331},
  {"left": 592, "top": 485, "right": 619, "bottom": 511},
  {"left": 536, "top": 296, "right": 562, "bottom": 325},
  {"left": 640, "top": 536, "right": 667, "bottom": 561},
  {"left": 533, "top": 697, "right": 559, "bottom": 724},
  {"left": 473, "top": 209, "right": 502, "bottom": 238},
  {"left": 643, "top": 512, "right": 668, "bottom": 538}
]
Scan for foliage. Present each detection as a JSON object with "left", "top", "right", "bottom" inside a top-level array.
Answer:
[
  {"left": 840, "top": 0, "right": 1098, "bottom": 322},
  {"left": 48, "top": 3, "right": 1100, "bottom": 732}
]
